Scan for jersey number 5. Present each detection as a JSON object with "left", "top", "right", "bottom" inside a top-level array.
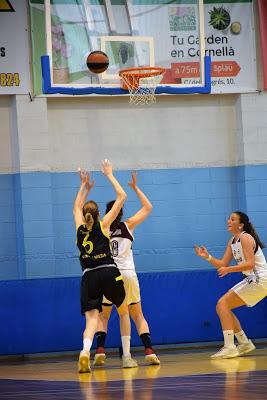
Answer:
[{"left": 82, "top": 234, "right": 94, "bottom": 254}]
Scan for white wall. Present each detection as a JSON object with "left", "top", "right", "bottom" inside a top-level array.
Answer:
[
  {"left": 1, "top": 91, "right": 267, "bottom": 174},
  {"left": 237, "top": 93, "right": 267, "bottom": 165},
  {"left": 47, "top": 94, "right": 238, "bottom": 172}
]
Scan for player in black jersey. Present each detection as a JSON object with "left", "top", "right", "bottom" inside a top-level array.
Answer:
[{"left": 73, "top": 160, "right": 138, "bottom": 373}]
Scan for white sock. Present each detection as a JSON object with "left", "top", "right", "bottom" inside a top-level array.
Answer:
[
  {"left": 121, "top": 336, "right": 131, "bottom": 358},
  {"left": 83, "top": 337, "right": 92, "bottom": 353},
  {"left": 235, "top": 330, "right": 249, "bottom": 344},
  {"left": 223, "top": 330, "right": 235, "bottom": 348}
]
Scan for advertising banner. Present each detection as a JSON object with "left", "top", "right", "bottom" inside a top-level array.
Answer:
[
  {"left": 0, "top": 0, "right": 31, "bottom": 95},
  {"left": 129, "top": 0, "right": 257, "bottom": 93}
]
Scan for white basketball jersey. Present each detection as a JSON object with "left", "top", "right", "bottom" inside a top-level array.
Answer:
[
  {"left": 110, "top": 222, "right": 135, "bottom": 271},
  {"left": 231, "top": 232, "right": 267, "bottom": 279}
]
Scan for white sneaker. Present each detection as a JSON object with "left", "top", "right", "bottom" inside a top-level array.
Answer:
[
  {"left": 210, "top": 346, "right": 239, "bottom": 359},
  {"left": 78, "top": 350, "right": 91, "bottom": 373},
  {"left": 122, "top": 355, "right": 138, "bottom": 368},
  {"left": 145, "top": 353, "right": 160, "bottom": 365},
  {"left": 237, "top": 340, "right": 256, "bottom": 356}
]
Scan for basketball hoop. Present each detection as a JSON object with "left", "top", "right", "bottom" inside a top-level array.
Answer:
[{"left": 119, "top": 67, "right": 165, "bottom": 105}]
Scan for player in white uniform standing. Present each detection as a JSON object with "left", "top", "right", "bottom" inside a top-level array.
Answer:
[
  {"left": 94, "top": 171, "right": 160, "bottom": 366},
  {"left": 195, "top": 211, "right": 267, "bottom": 359}
]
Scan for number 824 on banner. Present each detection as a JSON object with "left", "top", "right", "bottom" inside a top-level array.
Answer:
[{"left": 0, "top": 73, "right": 20, "bottom": 87}]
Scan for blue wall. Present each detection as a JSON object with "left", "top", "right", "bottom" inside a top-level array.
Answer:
[
  {"left": 1, "top": 165, "right": 267, "bottom": 279},
  {"left": 1, "top": 164, "right": 267, "bottom": 354},
  {"left": 0, "top": 271, "right": 267, "bottom": 355}
]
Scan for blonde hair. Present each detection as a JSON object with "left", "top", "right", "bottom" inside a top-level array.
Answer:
[
  {"left": 84, "top": 212, "right": 94, "bottom": 232},
  {"left": 83, "top": 200, "right": 99, "bottom": 231}
]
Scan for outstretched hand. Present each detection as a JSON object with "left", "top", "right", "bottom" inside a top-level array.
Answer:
[
  {"left": 217, "top": 267, "right": 229, "bottom": 278},
  {"left": 194, "top": 245, "right": 209, "bottom": 260},
  {"left": 102, "top": 159, "right": 113, "bottom": 176},
  {"left": 78, "top": 168, "right": 94, "bottom": 190},
  {"left": 128, "top": 171, "right": 137, "bottom": 190}
]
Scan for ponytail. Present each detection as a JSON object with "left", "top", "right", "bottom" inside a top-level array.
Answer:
[
  {"left": 84, "top": 212, "right": 94, "bottom": 232},
  {"left": 247, "top": 221, "right": 265, "bottom": 249},
  {"left": 234, "top": 211, "right": 265, "bottom": 249},
  {"left": 82, "top": 200, "right": 99, "bottom": 231}
]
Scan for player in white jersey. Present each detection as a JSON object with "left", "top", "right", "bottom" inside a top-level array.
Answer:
[
  {"left": 195, "top": 211, "right": 267, "bottom": 359},
  {"left": 94, "top": 171, "right": 160, "bottom": 366}
]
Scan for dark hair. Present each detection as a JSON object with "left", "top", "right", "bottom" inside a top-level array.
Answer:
[
  {"left": 234, "top": 211, "right": 265, "bottom": 249},
  {"left": 106, "top": 200, "right": 123, "bottom": 231},
  {"left": 83, "top": 200, "right": 99, "bottom": 231}
]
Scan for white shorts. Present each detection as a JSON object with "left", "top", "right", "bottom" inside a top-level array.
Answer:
[
  {"left": 231, "top": 277, "right": 267, "bottom": 307},
  {"left": 103, "top": 270, "right": 141, "bottom": 306}
]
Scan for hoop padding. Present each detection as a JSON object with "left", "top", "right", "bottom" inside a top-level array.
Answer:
[{"left": 119, "top": 67, "right": 165, "bottom": 105}]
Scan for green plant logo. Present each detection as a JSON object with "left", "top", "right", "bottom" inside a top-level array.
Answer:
[{"left": 208, "top": 6, "right": 231, "bottom": 31}]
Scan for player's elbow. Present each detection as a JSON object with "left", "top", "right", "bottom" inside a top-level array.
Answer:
[
  {"left": 119, "top": 191, "right": 127, "bottom": 202},
  {"left": 145, "top": 203, "right": 153, "bottom": 214}
]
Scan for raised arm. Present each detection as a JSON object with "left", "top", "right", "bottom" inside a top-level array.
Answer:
[
  {"left": 101, "top": 160, "right": 127, "bottom": 232},
  {"left": 194, "top": 241, "right": 233, "bottom": 269},
  {"left": 73, "top": 169, "right": 94, "bottom": 229},
  {"left": 125, "top": 171, "right": 152, "bottom": 231}
]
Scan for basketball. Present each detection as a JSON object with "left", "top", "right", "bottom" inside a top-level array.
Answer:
[{"left": 86, "top": 51, "right": 109, "bottom": 74}]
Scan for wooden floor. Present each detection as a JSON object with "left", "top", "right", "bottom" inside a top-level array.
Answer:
[{"left": 1, "top": 346, "right": 267, "bottom": 399}]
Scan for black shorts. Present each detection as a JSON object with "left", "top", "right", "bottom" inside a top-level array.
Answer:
[{"left": 80, "top": 266, "right": 125, "bottom": 315}]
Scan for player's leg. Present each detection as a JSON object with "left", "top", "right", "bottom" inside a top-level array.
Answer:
[
  {"left": 229, "top": 278, "right": 267, "bottom": 356},
  {"left": 211, "top": 289, "right": 248, "bottom": 359},
  {"left": 93, "top": 304, "right": 112, "bottom": 366},
  {"left": 125, "top": 272, "right": 160, "bottom": 365},
  {"left": 116, "top": 299, "right": 138, "bottom": 368},
  {"left": 102, "top": 267, "right": 138, "bottom": 368},
  {"left": 79, "top": 309, "right": 99, "bottom": 373},
  {"left": 232, "top": 312, "right": 255, "bottom": 355},
  {"left": 129, "top": 302, "right": 160, "bottom": 365},
  {"left": 78, "top": 270, "right": 102, "bottom": 373}
]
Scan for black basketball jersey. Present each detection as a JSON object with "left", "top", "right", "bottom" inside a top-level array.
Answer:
[{"left": 76, "top": 222, "right": 115, "bottom": 271}]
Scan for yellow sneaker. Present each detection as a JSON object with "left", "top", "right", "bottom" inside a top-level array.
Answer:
[{"left": 78, "top": 350, "right": 91, "bottom": 373}]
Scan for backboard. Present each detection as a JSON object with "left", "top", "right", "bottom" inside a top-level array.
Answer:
[{"left": 37, "top": 0, "right": 211, "bottom": 95}]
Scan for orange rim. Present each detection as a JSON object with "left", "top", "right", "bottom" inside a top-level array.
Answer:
[
  {"left": 119, "top": 67, "right": 165, "bottom": 90},
  {"left": 119, "top": 66, "right": 165, "bottom": 78}
]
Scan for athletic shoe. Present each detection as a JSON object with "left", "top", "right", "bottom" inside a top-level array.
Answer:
[
  {"left": 122, "top": 355, "right": 138, "bottom": 368},
  {"left": 145, "top": 353, "right": 160, "bottom": 365},
  {"left": 93, "top": 347, "right": 106, "bottom": 366},
  {"left": 78, "top": 350, "right": 91, "bottom": 373},
  {"left": 210, "top": 346, "right": 239, "bottom": 359},
  {"left": 237, "top": 340, "right": 256, "bottom": 356}
]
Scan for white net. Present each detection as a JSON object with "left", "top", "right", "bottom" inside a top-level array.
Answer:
[{"left": 120, "top": 68, "right": 165, "bottom": 105}]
